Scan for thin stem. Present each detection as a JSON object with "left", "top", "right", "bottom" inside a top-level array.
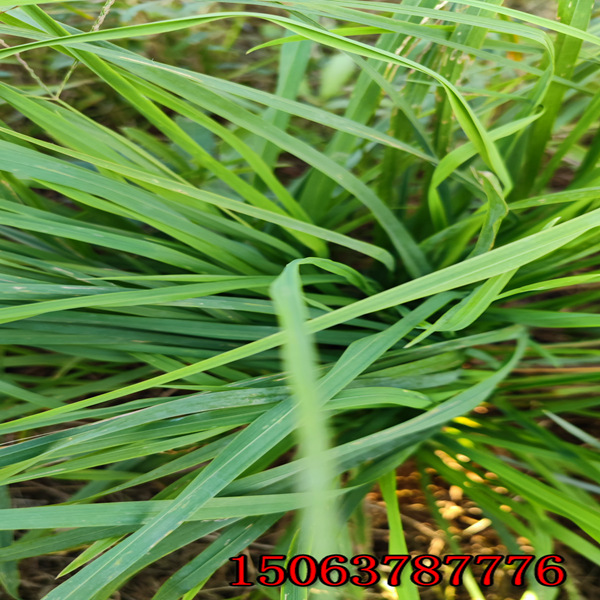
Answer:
[{"left": 54, "top": 0, "right": 117, "bottom": 99}]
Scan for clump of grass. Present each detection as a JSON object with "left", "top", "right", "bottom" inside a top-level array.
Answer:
[{"left": 0, "top": 1, "right": 599, "bottom": 599}]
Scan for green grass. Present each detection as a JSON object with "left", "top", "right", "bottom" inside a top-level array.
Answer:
[{"left": 0, "top": 0, "right": 599, "bottom": 598}]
